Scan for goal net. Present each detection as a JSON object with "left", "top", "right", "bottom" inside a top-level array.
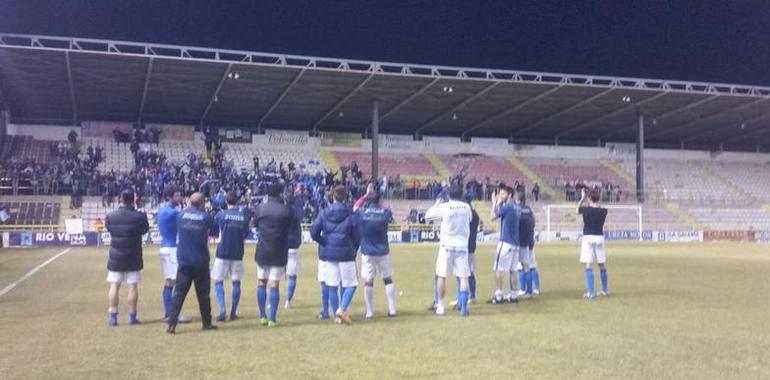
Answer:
[{"left": 543, "top": 204, "right": 643, "bottom": 242}]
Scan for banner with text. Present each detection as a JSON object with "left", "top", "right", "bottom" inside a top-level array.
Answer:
[
  {"left": 320, "top": 131, "right": 362, "bottom": 148},
  {"left": 263, "top": 129, "right": 311, "bottom": 148}
]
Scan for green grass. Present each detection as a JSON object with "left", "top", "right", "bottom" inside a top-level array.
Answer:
[{"left": 0, "top": 242, "right": 769, "bottom": 379}]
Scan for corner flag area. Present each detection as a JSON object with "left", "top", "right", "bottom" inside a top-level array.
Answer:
[{"left": 0, "top": 243, "right": 768, "bottom": 379}]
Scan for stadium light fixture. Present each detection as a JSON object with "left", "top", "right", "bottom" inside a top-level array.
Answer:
[
  {"left": 443, "top": 86, "right": 453, "bottom": 93},
  {"left": 452, "top": 113, "right": 458, "bottom": 121},
  {"left": 622, "top": 96, "right": 632, "bottom": 103},
  {"left": 338, "top": 110, "right": 344, "bottom": 118},
  {"left": 227, "top": 72, "right": 240, "bottom": 79}
]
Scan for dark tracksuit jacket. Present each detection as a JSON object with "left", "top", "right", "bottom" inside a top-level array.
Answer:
[
  {"left": 310, "top": 203, "right": 360, "bottom": 263},
  {"left": 105, "top": 205, "right": 149, "bottom": 272},
  {"left": 254, "top": 198, "right": 294, "bottom": 267},
  {"left": 168, "top": 205, "right": 218, "bottom": 326}
]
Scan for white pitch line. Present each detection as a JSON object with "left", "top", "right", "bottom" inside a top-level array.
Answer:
[{"left": 0, "top": 248, "right": 72, "bottom": 298}]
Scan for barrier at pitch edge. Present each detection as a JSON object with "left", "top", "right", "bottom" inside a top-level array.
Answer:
[
  {"left": 6, "top": 232, "right": 100, "bottom": 247},
  {"left": 542, "top": 230, "right": 704, "bottom": 242}
]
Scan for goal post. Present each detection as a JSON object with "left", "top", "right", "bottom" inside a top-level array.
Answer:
[{"left": 543, "top": 204, "right": 643, "bottom": 242}]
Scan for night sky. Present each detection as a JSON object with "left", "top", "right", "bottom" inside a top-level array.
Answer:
[{"left": 1, "top": 1, "right": 769, "bottom": 85}]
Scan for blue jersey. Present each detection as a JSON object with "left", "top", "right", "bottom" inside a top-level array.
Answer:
[
  {"left": 215, "top": 207, "right": 251, "bottom": 260},
  {"left": 177, "top": 206, "right": 218, "bottom": 269},
  {"left": 518, "top": 204, "right": 535, "bottom": 248},
  {"left": 156, "top": 204, "right": 179, "bottom": 248},
  {"left": 356, "top": 206, "right": 392, "bottom": 256},
  {"left": 496, "top": 201, "right": 521, "bottom": 246}
]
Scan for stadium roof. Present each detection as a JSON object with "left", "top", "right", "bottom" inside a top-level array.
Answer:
[{"left": 1, "top": 33, "right": 769, "bottom": 150}]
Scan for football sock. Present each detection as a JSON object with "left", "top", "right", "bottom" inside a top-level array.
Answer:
[
  {"left": 341, "top": 286, "right": 356, "bottom": 311},
  {"left": 328, "top": 286, "right": 339, "bottom": 314},
  {"left": 162, "top": 286, "right": 173, "bottom": 318},
  {"left": 518, "top": 270, "right": 525, "bottom": 290},
  {"left": 364, "top": 283, "right": 374, "bottom": 316},
  {"left": 128, "top": 311, "right": 139, "bottom": 325},
  {"left": 214, "top": 281, "right": 226, "bottom": 317},
  {"left": 433, "top": 275, "right": 439, "bottom": 305},
  {"left": 468, "top": 273, "right": 476, "bottom": 299},
  {"left": 585, "top": 269, "right": 595, "bottom": 295},
  {"left": 320, "top": 283, "right": 329, "bottom": 316},
  {"left": 384, "top": 282, "right": 396, "bottom": 315},
  {"left": 458, "top": 290, "right": 469, "bottom": 317},
  {"left": 257, "top": 285, "right": 267, "bottom": 318},
  {"left": 108, "top": 312, "right": 118, "bottom": 326},
  {"left": 268, "top": 287, "right": 279, "bottom": 322},
  {"left": 600, "top": 269, "right": 608, "bottom": 294},
  {"left": 525, "top": 270, "right": 533, "bottom": 294},
  {"left": 455, "top": 277, "right": 461, "bottom": 301},
  {"left": 231, "top": 281, "right": 241, "bottom": 317},
  {"left": 287, "top": 275, "right": 297, "bottom": 302},
  {"left": 531, "top": 268, "right": 540, "bottom": 291}
]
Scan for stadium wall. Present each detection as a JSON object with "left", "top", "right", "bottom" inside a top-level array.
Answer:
[{"left": 7, "top": 123, "right": 80, "bottom": 140}]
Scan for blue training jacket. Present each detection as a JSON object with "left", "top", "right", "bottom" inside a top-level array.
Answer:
[
  {"left": 310, "top": 203, "right": 360, "bottom": 262},
  {"left": 355, "top": 206, "right": 392, "bottom": 256},
  {"left": 215, "top": 207, "right": 251, "bottom": 260},
  {"left": 156, "top": 204, "right": 179, "bottom": 248},
  {"left": 287, "top": 197, "right": 303, "bottom": 250},
  {"left": 496, "top": 200, "right": 522, "bottom": 246},
  {"left": 518, "top": 204, "right": 536, "bottom": 249},
  {"left": 177, "top": 206, "right": 219, "bottom": 269}
]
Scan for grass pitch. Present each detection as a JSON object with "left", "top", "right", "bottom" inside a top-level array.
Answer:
[{"left": 0, "top": 242, "right": 768, "bottom": 379}]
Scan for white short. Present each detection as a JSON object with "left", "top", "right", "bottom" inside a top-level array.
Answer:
[
  {"left": 436, "top": 246, "right": 470, "bottom": 278},
  {"left": 286, "top": 249, "right": 301, "bottom": 276},
  {"left": 317, "top": 260, "right": 326, "bottom": 283},
  {"left": 516, "top": 248, "right": 538, "bottom": 271},
  {"left": 106, "top": 271, "right": 141, "bottom": 284},
  {"left": 468, "top": 253, "right": 477, "bottom": 273},
  {"left": 211, "top": 258, "right": 245, "bottom": 282},
  {"left": 158, "top": 247, "right": 178, "bottom": 280},
  {"left": 493, "top": 242, "right": 519, "bottom": 272},
  {"left": 257, "top": 264, "right": 286, "bottom": 282},
  {"left": 361, "top": 254, "right": 393, "bottom": 281},
  {"left": 580, "top": 235, "right": 607, "bottom": 264},
  {"left": 324, "top": 261, "right": 358, "bottom": 288}
]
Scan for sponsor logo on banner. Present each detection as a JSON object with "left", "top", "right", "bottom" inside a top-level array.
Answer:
[
  {"left": 419, "top": 230, "right": 441, "bottom": 242},
  {"left": 703, "top": 230, "right": 755, "bottom": 242},
  {"left": 380, "top": 134, "right": 416, "bottom": 151},
  {"left": 217, "top": 127, "right": 251, "bottom": 143},
  {"left": 653, "top": 230, "right": 703, "bottom": 242},
  {"left": 387, "top": 231, "right": 402, "bottom": 243},
  {"left": 265, "top": 130, "right": 310, "bottom": 147},
  {"left": 319, "top": 131, "right": 362, "bottom": 148},
  {"left": 23, "top": 232, "right": 99, "bottom": 247}
]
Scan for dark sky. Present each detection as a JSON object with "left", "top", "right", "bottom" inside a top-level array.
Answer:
[{"left": 1, "top": 1, "right": 769, "bottom": 85}]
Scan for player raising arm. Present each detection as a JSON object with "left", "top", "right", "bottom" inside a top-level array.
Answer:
[
  {"left": 424, "top": 185, "right": 472, "bottom": 317},
  {"left": 577, "top": 188, "right": 609, "bottom": 299}
]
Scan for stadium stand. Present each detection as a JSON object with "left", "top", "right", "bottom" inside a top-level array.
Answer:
[
  {"left": 0, "top": 197, "right": 60, "bottom": 226},
  {"left": 439, "top": 154, "right": 531, "bottom": 191},
  {"left": 331, "top": 151, "right": 440, "bottom": 180},
  {"left": 689, "top": 208, "right": 770, "bottom": 230}
]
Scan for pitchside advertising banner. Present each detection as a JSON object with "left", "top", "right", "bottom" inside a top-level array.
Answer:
[{"left": 7, "top": 232, "right": 99, "bottom": 247}]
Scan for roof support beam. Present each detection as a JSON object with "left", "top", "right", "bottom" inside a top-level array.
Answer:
[
  {"left": 601, "top": 94, "right": 720, "bottom": 140},
  {"left": 515, "top": 88, "right": 615, "bottom": 136},
  {"left": 373, "top": 78, "right": 439, "bottom": 126},
  {"left": 416, "top": 82, "right": 498, "bottom": 135},
  {"left": 641, "top": 95, "right": 724, "bottom": 139},
  {"left": 199, "top": 63, "right": 232, "bottom": 127},
  {"left": 258, "top": 68, "right": 305, "bottom": 128},
  {"left": 64, "top": 51, "right": 78, "bottom": 126},
  {"left": 463, "top": 85, "right": 563, "bottom": 136},
  {"left": 679, "top": 97, "right": 770, "bottom": 142},
  {"left": 719, "top": 113, "right": 770, "bottom": 144},
  {"left": 311, "top": 73, "right": 374, "bottom": 133},
  {"left": 559, "top": 92, "right": 669, "bottom": 138},
  {"left": 136, "top": 57, "right": 154, "bottom": 125}
]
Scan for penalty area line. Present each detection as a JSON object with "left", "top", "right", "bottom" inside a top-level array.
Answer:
[{"left": 0, "top": 248, "right": 72, "bottom": 298}]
